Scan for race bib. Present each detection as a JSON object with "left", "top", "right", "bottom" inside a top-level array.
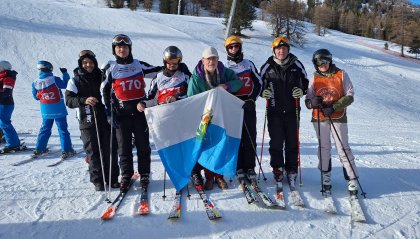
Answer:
[{"left": 37, "top": 85, "right": 61, "bottom": 104}]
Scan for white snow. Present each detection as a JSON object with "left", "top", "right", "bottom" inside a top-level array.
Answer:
[{"left": 1, "top": 0, "right": 420, "bottom": 238}]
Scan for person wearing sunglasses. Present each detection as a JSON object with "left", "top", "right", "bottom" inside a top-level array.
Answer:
[
  {"left": 101, "top": 34, "right": 162, "bottom": 193},
  {"left": 259, "top": 36, "right": 309, "bottom": 188},
  {"left": 223, "top": 35, "right": 262, "bottom": 184},
  {"left": 137, "top": 45, "right": 191, "bottom": 110},
  {"left": 188, "top": 47, "right": 243, "bottom": 191},
  {"left": 305, "top": 49, "right": 359, "bottom": 196},
  {"left": 65, "top": 50, "right": 120, "bottom": 191}
]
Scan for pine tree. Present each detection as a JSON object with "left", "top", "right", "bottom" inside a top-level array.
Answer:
[
  {"left": 160, "top": 0, "right": 171, "bottom": 13},
  {"left": 144, "top": 0, "right": 153, "bottom": 12},
  {"left": 265, "top": 0, "right": 306, "bottom": 46}
]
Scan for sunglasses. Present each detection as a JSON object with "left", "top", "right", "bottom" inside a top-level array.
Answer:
[
  {"left": 79, "top": 50, "right": 96, "bottom": 58},
  {"left": 165, "top": 58, "right": 180, "bottom": 65},
  {"left": 227, "top": 44, "right": 240, "bottom": 50},
  {"left": 112, "top": 35, "right": 132, "bottom": 45}
]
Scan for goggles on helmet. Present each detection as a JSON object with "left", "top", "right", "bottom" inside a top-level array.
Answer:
[
  {"left": 79, "top": 50, "right": 96, "bottom": 58},
  {"left": 272, "top": 36, "right": 289, "bottom": 49},
  {"left": 112, "top": 35, "right": 132, "bottom": 46}
]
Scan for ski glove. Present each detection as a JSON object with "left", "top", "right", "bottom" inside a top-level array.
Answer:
[
  {"left": 292, "top": 87, "right": 303, "bottom": 98},
  {"left": 261, "top": 89, "right": 272, "bottom": 99},
  {"left": 305, "top": 96, "right": 323, "bottom": 109},
  {"left": 322, "top": 104, "right": 335, "bottom": 117},
  {"left": 59, "top": 68, "right": 67, "bottom": 73},
  {"left": 242, "top": 99, "right": 255, "bottom": 111},
  {"left": 107, "top": 116, "right": 120, "bottom": 129}
]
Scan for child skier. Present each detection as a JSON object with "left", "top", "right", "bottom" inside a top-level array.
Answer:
[
  {"left": 0, "top": 60, "right": 22, "bottom": 153},
  {"left": 32, "top": 60, "right": 75, "bottom": 158}
]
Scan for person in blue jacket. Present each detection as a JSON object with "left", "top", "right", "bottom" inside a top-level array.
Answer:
[{"left": 32, "top": 60, "right": 75, "bottom": 157}]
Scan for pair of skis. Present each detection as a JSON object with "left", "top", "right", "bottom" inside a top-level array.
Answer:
[
  {"left": 275, "top": 176, "right": 305, "bottom": 209},
  {"left": 11, "top": 149, "right": 82, "bottom": 166},
  {"left": 238, "top": 172, "right": 287, "bottom": 209},
  {"left": 100, "top": 173, "right": 149, "bottom": 220},
  {"left": 323, "top": 190, "right": 366, "bottom": 223},
  {"left": 168, "top": 184, "right": 222, "bottom": 221}
]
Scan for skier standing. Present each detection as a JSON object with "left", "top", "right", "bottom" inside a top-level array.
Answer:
[
  {"left": 305, "top": 49, "right": 359, "bottom": 195},
  {"left": 223, "top": 36, "right": 262, "bottom": 181},
  {"left": 32, "top": 60, "right": 75, "bottom": 157},
  {"left": 188, "top": 47, "right": 243, "bottom": 190},
  {"left": 0, "top": 61, "right": 22, "bottom": 152},
  {"left": 260, "top": 36, "right": 309, "bottom": 187},
  {"left": 138, "top": 45, "right": 191, "bottom": 110},
  {"left": 65, "top": 50, "right": 120, "bottom": 191},
  {"left": 101, "top": 34, "right": 162, "bottom": 192}
]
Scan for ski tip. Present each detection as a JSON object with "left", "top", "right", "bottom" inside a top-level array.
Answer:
[
  {"left": 138, "top": 203, "right": 150, "bottom": 215},
  {"left": 100, "top": 208, "right": 115, "bottom": 220}
]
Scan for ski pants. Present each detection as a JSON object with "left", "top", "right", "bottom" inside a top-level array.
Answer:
[
  {"left": 0, "top": 104, "right": 20, "bottom": 147},
  {"left": 312, "top": 121, "right": 358, "bottom": 180},
  {"left": 115, "top": 112, "right": 151, "bottom": 183},
  {"left": 267, "top": 113, "right": 299, "bottom": 173},
  {"left": 80, "top": 126, "right": 119, "bottom": 185},
  {"left": 236, "top": 107, "right": 257, "bottom": 172},
  {"left": 36, "top": 117, "right": 72, "bottom": 152}
]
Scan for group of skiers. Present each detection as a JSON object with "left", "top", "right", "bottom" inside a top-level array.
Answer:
[{"left": 0, "top": 34, "right": 360, "bottom": 197}]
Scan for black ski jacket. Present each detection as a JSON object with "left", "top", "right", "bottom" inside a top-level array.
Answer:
[
  {"left": 65, "top": 67, "right": 108, "bottom": 130},
  {"left": 260, "top": 54, "right": 309, "bottom": 116}
]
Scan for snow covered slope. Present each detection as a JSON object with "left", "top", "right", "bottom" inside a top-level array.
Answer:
[{"left": 1, "top": 0, "right": 419, "bottom": 238}]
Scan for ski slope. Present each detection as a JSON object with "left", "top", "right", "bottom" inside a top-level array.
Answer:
[{"left": 1, "top": 0, "right": 420, "bottom": 238}]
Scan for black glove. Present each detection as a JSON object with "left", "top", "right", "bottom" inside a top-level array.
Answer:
[
  {"left": 311, "top": 96, "right": 323, "bottom": 108},
  {"left": 107, "top": 116, "right": 119, "bottom": 129},
  {"left": 242, "top": 99, "right": 255, "bottom": 111},
  {"left": 321, "top": 104, "right": 335, "bottom": 117},
  {"left": 59, "top": 68, "right": 67, "bottom": 73}
]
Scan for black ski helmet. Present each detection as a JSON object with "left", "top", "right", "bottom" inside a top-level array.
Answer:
[
  {"left": 312, "top": 49, "right": 332, "bottom": 69},
  {"left": 112, "top": 34, "right": 132, "bottom": 55}
]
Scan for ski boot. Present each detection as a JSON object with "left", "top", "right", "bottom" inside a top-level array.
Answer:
[
  {"left": 272, "top": 167, "right": 284, "bottom": 182},
  {"left": 191, "top": 172, "right": 204, "bottom": 187},
  {"left": 322, "top": 171, "right": 332, "bottom": 196},
  {"left": 61, "top": 149, "right": 76, "bottom": 159},
  {"left": 347, "top": 179, "right": 358, "bottom": 196},
  {"left": 140, "top": 174, "right": 149, "bottom": 188},
  {"left": 287, "top": 171, "right": 298, "bottom": 190}
]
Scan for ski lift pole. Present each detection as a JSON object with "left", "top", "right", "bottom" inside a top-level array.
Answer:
[{"left": 225, "top": 0, "right": 238, "bottom": 39}]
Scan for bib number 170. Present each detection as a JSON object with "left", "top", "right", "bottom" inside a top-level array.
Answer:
[{"left": 120, "top": 79, "right": 142, "bottom": 91}]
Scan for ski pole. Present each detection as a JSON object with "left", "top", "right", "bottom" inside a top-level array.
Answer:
[
  {"left": 93, "top": 107, "right": 111, "bottom": 203},
  {"left": 243, "top": 120, "right": 266, "bottom": 181},
  {"left": 295, "top": 99, "right": 303, "bottom": 187},
  {"left": 258, "top": 100, "right": 268, "bottom": 181},
  {"left": 327, "top": 116, "right": 366, "bottom": 198},
  {"left": 162, "top": 169, "right": 167, "bottom": 200},
  {"left": 317, "top": 106, "right": 324, "bottom": 196},
  {"left": 186, "top": 182, "right": 191, "bottom": 199}
]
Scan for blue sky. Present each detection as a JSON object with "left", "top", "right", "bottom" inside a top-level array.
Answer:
[{"left": 410, "top": 0, "right": 420, "bottom": 5}]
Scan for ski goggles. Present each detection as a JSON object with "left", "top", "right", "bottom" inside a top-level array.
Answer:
[
  {"left": 272, "top": 36, "right": 289, "bottom": 49},
  {"left": 79, "top": 50, "right": 96, "bottom": 58},
  {"left": 315, "top": 58, "right": 331, "bottom": 66},
  {"left": 227, "top": 44, "right": 241, "bottom": 50},
  {"left": 112, "top": 35, "right": 132, "bottom": 46}
]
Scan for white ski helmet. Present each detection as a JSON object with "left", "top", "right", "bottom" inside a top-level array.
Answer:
[{"left": 0, "top": 61, "right": 12, "bottom": 72}]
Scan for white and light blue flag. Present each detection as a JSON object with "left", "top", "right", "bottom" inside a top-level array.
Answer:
[{"left": 145, "top": 87, "right": 244, "bottom": 191}]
